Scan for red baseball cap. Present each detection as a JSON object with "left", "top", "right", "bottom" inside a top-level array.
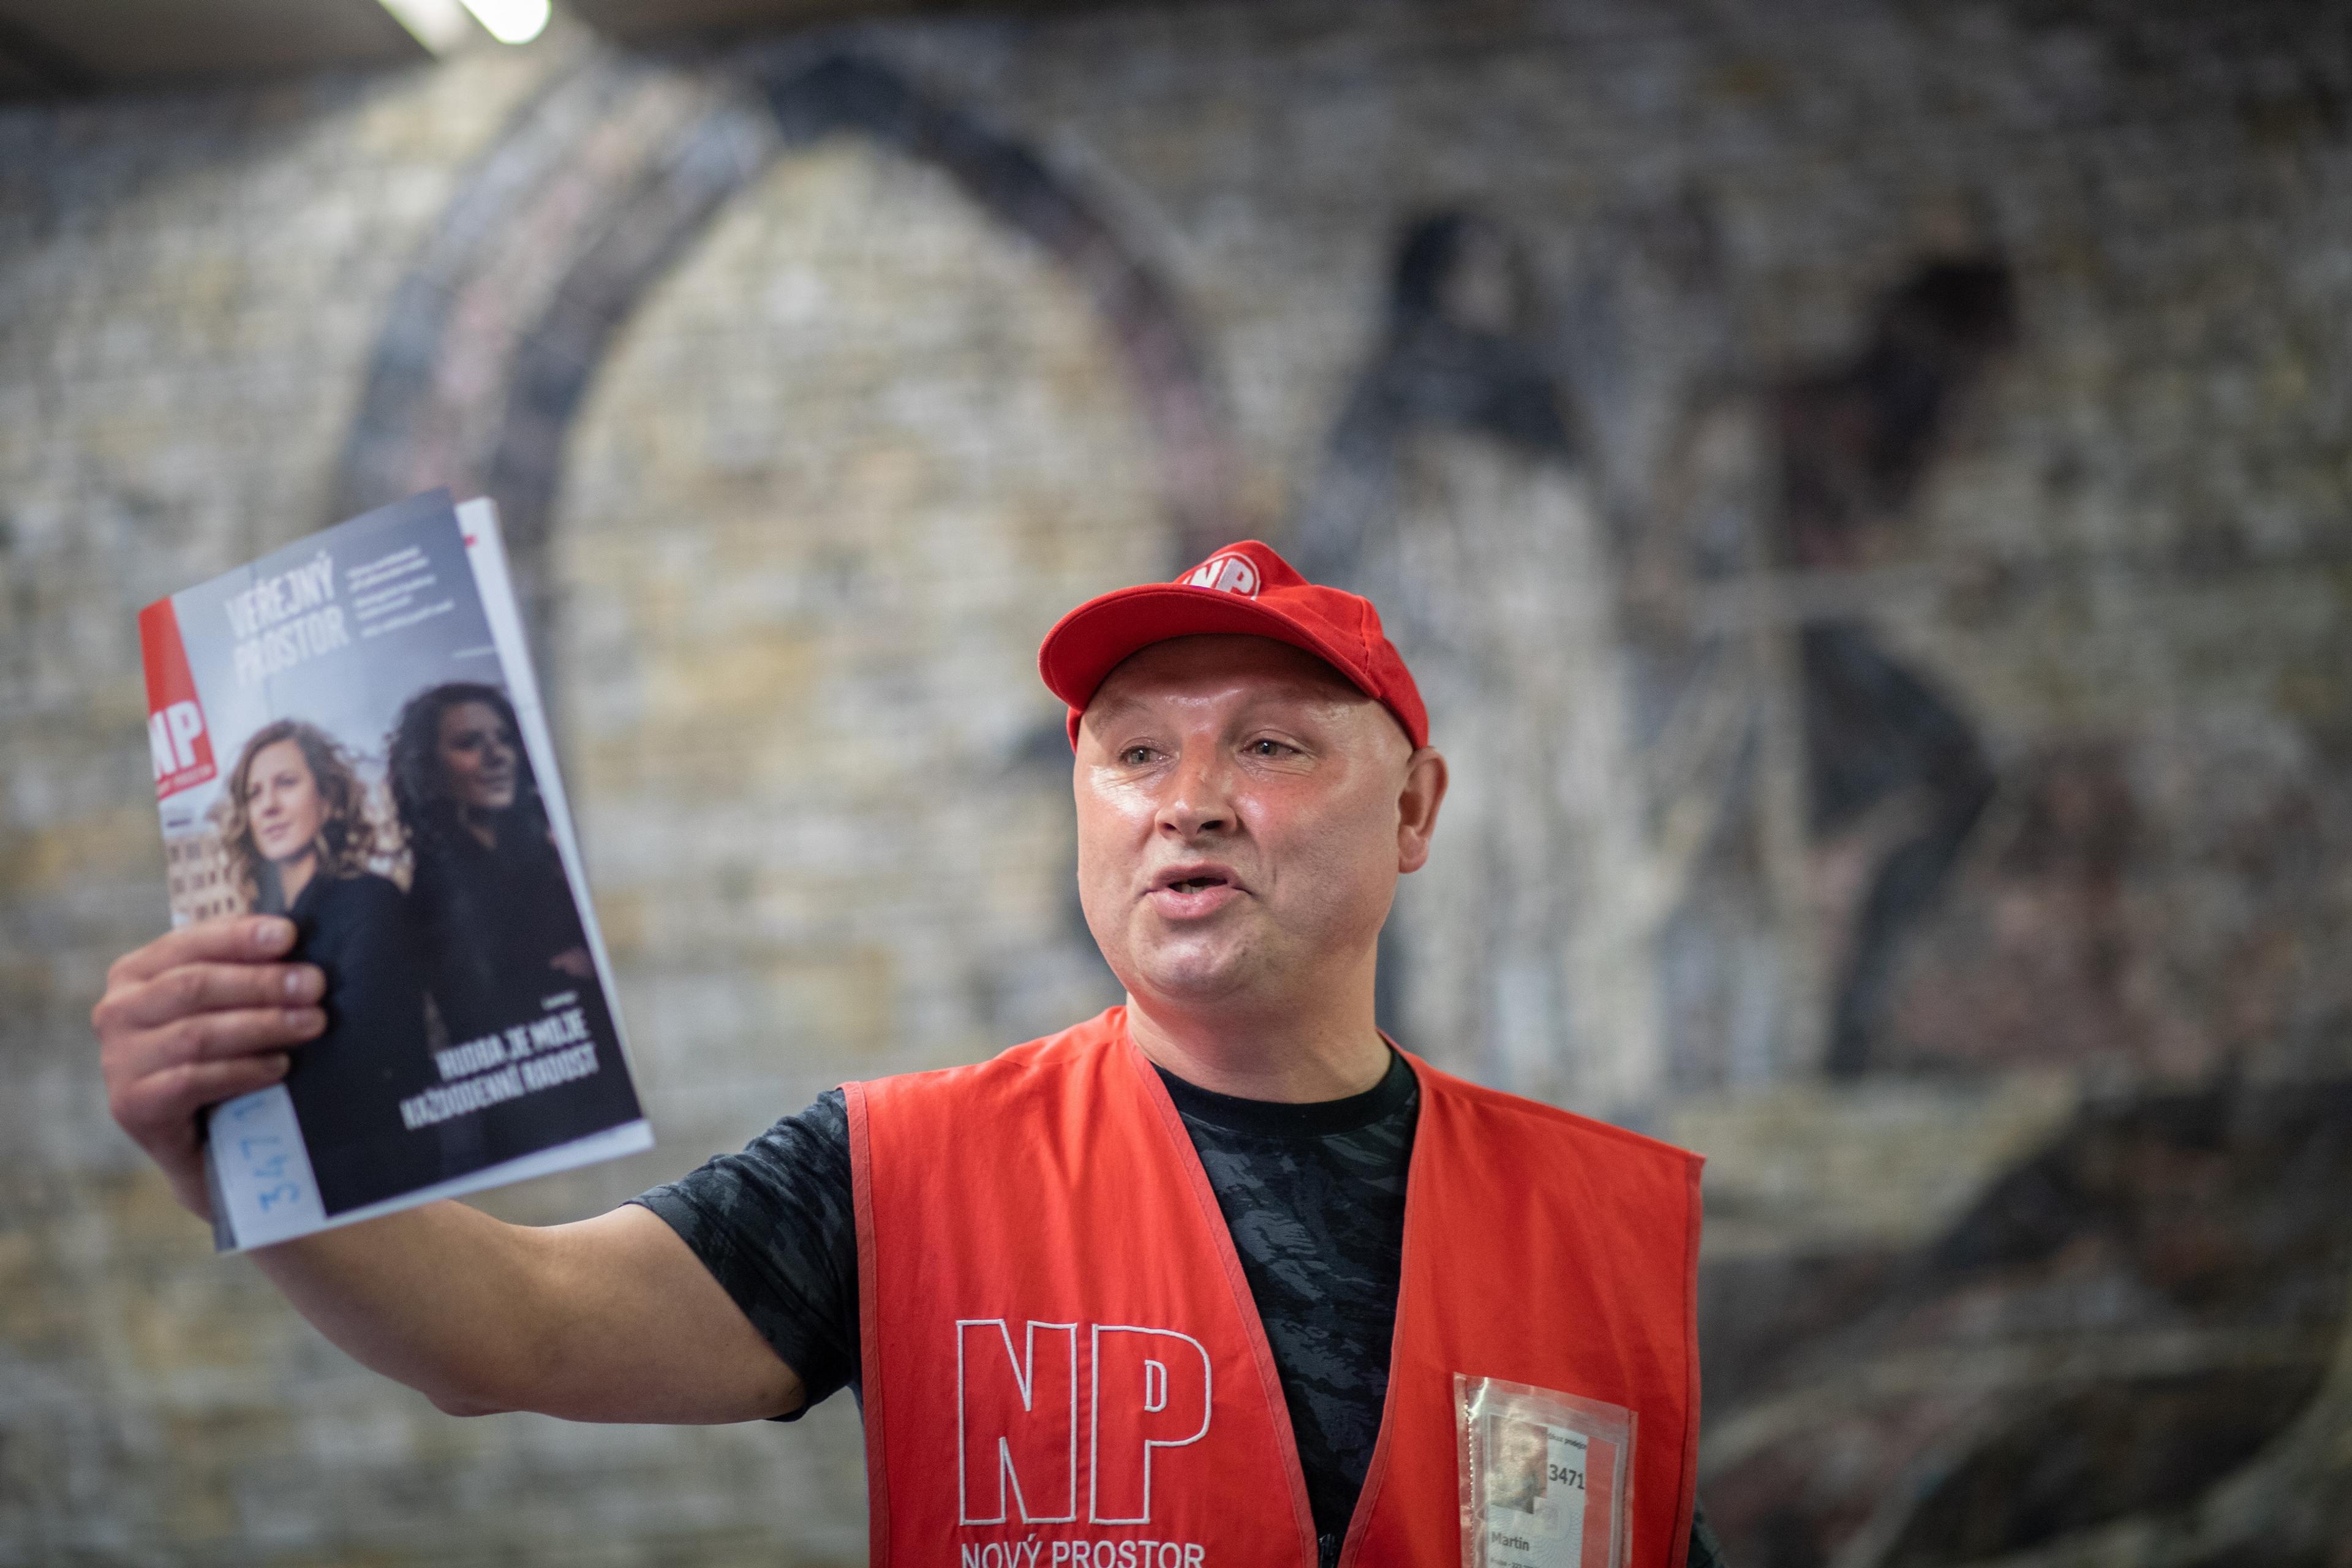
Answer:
[{"left": 1038, "top": 540, "right": 1430, "bottom": 749}]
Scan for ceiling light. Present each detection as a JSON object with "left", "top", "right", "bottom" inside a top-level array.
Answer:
[
  {"left": 457, "top": 0, "right": 552, "bottom": 45},
  {"left": 377, "top": 0, "right": 473, "bottom": 53}
]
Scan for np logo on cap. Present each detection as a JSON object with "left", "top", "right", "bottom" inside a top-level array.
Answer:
[
  {"left": 1036, "top": 540, "right": 1430, "bottom": 751},
  {"left": 1183, "top": 552, "right": 1261, "bottom": 598}
]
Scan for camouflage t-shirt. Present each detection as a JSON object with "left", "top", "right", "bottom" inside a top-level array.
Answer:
[
  {"left": 635, "top": 1056, "right": 1725, "bottom": 1568},
  {"left": 1152, "top": 1052, "right": 1419, "bottom": 1556}
]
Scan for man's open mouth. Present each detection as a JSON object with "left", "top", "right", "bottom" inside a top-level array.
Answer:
[{"left": 1167, "top": 876, "right": 1227, "bottom": 893}]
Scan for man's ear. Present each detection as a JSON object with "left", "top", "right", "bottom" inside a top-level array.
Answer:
[{"left": 1396, "top": 747, "right": 1449, "bottom": 874}]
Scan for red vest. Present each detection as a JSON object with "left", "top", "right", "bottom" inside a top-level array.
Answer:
[{"left": 846, "top": 1008, "right": 1702, "bottom": 1568}]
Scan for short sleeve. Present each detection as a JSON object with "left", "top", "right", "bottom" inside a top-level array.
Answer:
[
  {"left": 630, "top": 1088, "right": 861, "bottom": 1416},
  {"left": 1689, "top": 1500, "right": 1731, "bottom": 1568}
]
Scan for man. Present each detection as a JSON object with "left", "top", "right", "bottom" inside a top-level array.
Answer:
[
  {"left": 1488, "top": 1419, "right": 1553, "bottom": 1515},
  {"left": 94, "top": 542, "right": 1722, "bottom": 1567}
]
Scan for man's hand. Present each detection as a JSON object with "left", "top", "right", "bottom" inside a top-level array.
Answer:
[
  {"left": 91, "top": 915, "right": 326, "bottom": 1218},
  {"left": 90, "top": 916, "right": 805, "bottom": 1425}
]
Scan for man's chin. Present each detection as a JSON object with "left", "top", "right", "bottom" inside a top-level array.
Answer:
[{"left": 1125, "top": 942, "right": 1263, "bottom": 1008}]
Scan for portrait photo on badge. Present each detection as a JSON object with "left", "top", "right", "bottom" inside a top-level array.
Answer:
[{"left": 1455, "top": 1374, "right": 1635, "bottom": 1568}]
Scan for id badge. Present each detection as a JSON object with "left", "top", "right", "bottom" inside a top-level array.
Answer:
[{"left": 1455, "top": 1374, "right": 1635, "bottom": 1568}]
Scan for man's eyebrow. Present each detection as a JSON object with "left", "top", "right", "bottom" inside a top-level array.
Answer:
[
  {"left": 1083, "top": 668, "right": 1371, "bottom": 735},
  {"left": 1082, "top": 692, "right": 1152, "bottom": 731}
]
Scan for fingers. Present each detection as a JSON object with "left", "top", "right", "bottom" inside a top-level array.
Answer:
[
  {"left": 107, "top": 916, "right": 298, "bottom": 989},
  {"left": 110, "top": 1052, "right": 295, "bottom": 1145},
  {"left": 100, "top": 960, "right": 325, "bottom": 1032},
  {"left": 93, "top": 917, "right": 318, "bottom": 1224},
  {"left": 113, "top": 1006, "right": 326, "bottom": 1084}
]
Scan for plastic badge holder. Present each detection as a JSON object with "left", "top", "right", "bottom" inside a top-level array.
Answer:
[{"left": 1456, "top": 1374, "right": 1637, "bottom": 1568}]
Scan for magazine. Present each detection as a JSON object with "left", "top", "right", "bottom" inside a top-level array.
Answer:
[{"left": 138, "top": 489, "right": 651, "bottom": 1252}]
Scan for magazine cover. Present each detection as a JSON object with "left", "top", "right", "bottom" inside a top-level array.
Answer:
[{"left": 138, "top": 489, "right": 650, "bottom": 1252}]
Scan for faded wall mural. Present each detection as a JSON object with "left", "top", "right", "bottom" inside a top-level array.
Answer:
[
  {"left": 320, "top": 38, "right": 2352, "bottom": 1568},
  {"left": 5, "top": 1, "right": 2349, "bottom": 1562}
]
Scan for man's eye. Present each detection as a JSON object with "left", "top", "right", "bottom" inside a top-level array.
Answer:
[
  {"left": 1247, "top": 739, "right": 1294, "bottom": 757},
  {"left": 1120, "top": 747, "right": 1155, "bottom": 766}
]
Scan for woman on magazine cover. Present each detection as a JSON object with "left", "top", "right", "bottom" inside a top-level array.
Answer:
[
  {"left": 385, "top": 682, "right": 601, "bottom": 1047},
  {"left": 222, "top": 718, "right": 433, "bottom": 1212}
]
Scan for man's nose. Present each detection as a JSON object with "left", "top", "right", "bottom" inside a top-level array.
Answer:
[{"left": 1157, "top": 748, "right": 1235, "bottom": 838}]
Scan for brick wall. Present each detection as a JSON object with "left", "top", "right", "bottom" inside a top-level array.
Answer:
[{"left": 4, "top": 1, "right": 2348, "bottom": 1562}]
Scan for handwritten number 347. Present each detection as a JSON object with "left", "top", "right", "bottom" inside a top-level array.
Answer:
[{"left": 232, "top": 1133, "right": 300, "bottom": 1208}]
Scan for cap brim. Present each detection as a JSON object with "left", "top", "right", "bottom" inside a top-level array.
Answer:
[{"left": 1039, "top": 584, "right": 1377, "bottom": 738}]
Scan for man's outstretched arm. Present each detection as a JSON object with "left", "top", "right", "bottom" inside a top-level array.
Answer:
[{"left": 92, "top": 916, "right": 803, "bottom": 1425}]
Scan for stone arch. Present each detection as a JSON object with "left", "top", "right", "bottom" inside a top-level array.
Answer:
[{"left": 333, "top": 43, "right": 1240, "bottom": 644}]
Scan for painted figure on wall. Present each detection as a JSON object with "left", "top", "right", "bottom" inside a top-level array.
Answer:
[{"left": 1292, "top": 203, "right": 2020, "bottom": 1106}]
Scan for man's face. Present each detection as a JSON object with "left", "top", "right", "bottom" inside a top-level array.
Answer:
[
  {"left": 1073, "top": 635, "right": 1439, "bottom": 1014},
  {"left": 1491, "top": 1419, "right": 1549, "bottom": 1511}
]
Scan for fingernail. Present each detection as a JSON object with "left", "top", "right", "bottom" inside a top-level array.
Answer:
[
  {"left": 254, "top": 917, "right": 293, "bottom": 950},
  {"left": 282, "top": 967, "right": 322, "bottom": 1001},
  {"left": 284, "top": 1008, "right": 325, "bottom": 1033}
]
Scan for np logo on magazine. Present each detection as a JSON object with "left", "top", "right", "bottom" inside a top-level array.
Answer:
[
  {"left": 138, "top": 489, "right": 653, "bottom": 1252},
  {"left": 140, "top": 600, "right": 218, "bottom": 798}
]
